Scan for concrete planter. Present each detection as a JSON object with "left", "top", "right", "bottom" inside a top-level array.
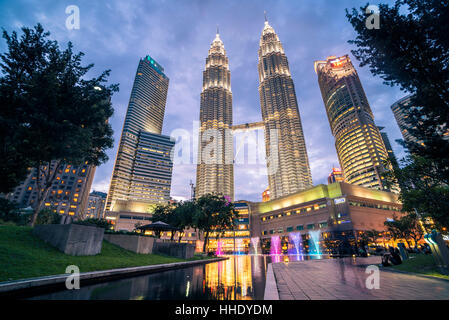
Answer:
[
  {"left": 33, "top": 224, "right": 104, "bottom": 256},
  {"left": 153, "top": 240, "right": 196, "bottom": 259},
  {"left": 104, "top": 233, "right": 155, "bottom": 254}
]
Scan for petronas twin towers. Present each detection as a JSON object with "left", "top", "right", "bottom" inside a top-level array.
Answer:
[{"left": 196, "top": 17, "right": 313, "bottom": 201}]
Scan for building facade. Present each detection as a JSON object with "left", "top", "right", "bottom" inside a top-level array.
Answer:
[
  {"left": 378, "top": 126, "right": 398, "bottom": 166},
  {"left": 250, "top": 182, "right": 402, "bottom": 254},
  {"left": 7, "top": 161, "right": 95, "bottom": 220},
  {"left": 86, "top": 191, "right": 107, "bottom": 219},
  {"left": 105, "top": 55, "right": 174, "bottom": 214},
  {"left": 315, "top": 55, "right": 391, "bottom": 191},
  {"left": 390, "top": 95, "right": 420, "bottom": 146},
  {"left": 258, "top": 18, "right": 313, "bottom": 200},
  {"left": 196, "top": 31, "right": 234, "bottom": 200}
]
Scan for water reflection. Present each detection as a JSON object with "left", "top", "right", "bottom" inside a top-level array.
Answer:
[{"left": 29, "top": 254, "right": 327, "bottom": 300}]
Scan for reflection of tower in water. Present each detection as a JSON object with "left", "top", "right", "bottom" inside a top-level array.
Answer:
[{"left": 204, "top": 256, "right": 254, "bottom": 300}]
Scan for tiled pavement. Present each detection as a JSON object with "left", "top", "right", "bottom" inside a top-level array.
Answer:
[{"left": 272, "top": 256, "right": 449, "bottom": 300}]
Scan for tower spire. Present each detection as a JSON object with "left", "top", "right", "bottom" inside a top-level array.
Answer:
[
  {"left": 216, "top": 24, "right": 219, "bottom": 35},
  {"left": 264, "top": 10, "right": 268, "bottom": 22}
]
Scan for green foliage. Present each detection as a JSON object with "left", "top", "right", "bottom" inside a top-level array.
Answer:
[
  {"left": 346, "top": 1, "right": 449, "bottom": 175},
  {"left": 347, "top": 1, "right": 449, "bottom": 231},
  {"left": 194, "top": 194, "right": 239, "bottom": 253},
  {"left": 0, "top": 23, "right": 118, "bottom": 225},
  {"left": 34, "top": 208, "right": 61, "bottom": 225},
  {"left": 0, "top": 225, "right": 192, "bottom": 282},
  {"left": 384, "top": 212, "right": 424, "bottom": 247},
  {"left": 147, "top": 195, "right": 239, "bottom": 251},
  {"left": 74, "top": 218, "right": 111, "bottom": 229},
  {"left": 0, "top": 198, "right": 20, "bottom": 223},
  {"left": 383, "top": 155, "right": 449, "bottom": 230}
]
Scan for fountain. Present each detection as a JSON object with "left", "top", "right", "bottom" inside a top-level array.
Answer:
[
  {"left": 288, "top": 232, "right": 304, "bottom": 256},
  {"left": 235, "top": 238, "right": 243, "bottom": 255},
  {"left": 270, "top": 235, "right": 281, "bottom": 256},
  {"left": 308, "top": 230, "right": 322, "bottom": 256},
  {"left": 216, "top": 240, "right": 223, "bottom": 256},
  {"left": 250, "top": 237, "right": 261, "bottom": 255}
]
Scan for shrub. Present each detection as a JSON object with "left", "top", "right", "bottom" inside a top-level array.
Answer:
[
  {"left": 0, "top": 198, "right": 20, "bottom": 223},
  {"left": 74, "top": 218, "right": 111, "bottom": 229},
  {"left": 34, "top": 208, "right": 61, "bottom": 225}
]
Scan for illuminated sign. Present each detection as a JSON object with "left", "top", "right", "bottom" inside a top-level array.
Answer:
[
  {"left": 334, "top": 197, "right": 346, "bottom": 205},
  {"left": 330, "top": 58, "right": 347, "bottom": 68}
]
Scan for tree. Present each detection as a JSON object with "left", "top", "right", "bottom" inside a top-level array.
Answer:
[
  {"left": 383, "top": 155, "right": 449, "bottom": 230},
  {"left": 346, "top": 1, "right": 449, "bottom": 178},
  {"left": 360, "top": 229, "right": 381, "bottom": 246},
  {"left": 0, "top": 24, "right": 118, "bottom": 226},
  {"left": 193, "top": 194, "right": 239, "bottom": 253},
  {"left": 384, "top": 212, "right": 425, "bottom": 248},
  {"left": 346, "top": 1, "right": 449, "bottom": 230},
  {"left": 385, "top": 214, "right": 411, "bottom": 247}
]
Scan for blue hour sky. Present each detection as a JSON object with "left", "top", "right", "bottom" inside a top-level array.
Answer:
[{"left": 0, "top": 0, "right": 408, "bottom": 202}]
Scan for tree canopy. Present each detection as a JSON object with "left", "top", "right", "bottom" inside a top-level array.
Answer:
[{"left": 0, "top": 24, "right": 118, "bottom": 225}]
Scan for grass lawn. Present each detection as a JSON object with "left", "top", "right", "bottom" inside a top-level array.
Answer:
[
  {"left": 0, "top": 225, "right": 205, "bottom": 282},
  {"left": 391, "top": 253, "right": 449, "bottom": 280}
]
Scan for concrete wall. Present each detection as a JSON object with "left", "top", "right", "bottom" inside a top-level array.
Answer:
[
  {"left": 33, "top": 224, "right": 104, "bottom": 256},
  {"left": 104, "top": 234, "right": 155, "bottom": 254},
  {"left": 153, "top": 240, "right": 195, "bottom": 259}
]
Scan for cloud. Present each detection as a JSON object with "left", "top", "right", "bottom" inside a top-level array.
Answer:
[{"left": 0, "top": 0, "right": 409, "bottom": 202}]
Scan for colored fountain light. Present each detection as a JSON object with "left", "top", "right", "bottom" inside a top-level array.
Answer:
[
  {"left": 250, "top": 237, "right": 260, "bottom": 255},
  {"left": 270, "top": 235, "right": 281, "bottom": 255},
  {"left": 216, "top": 240, "right": 223, "bottom": 256},
  {"left": 288, "top": 232, "right": 304, "bottom": 256},
  {"left": 308, "top": 230, "right": 322, "bottom": 256}
]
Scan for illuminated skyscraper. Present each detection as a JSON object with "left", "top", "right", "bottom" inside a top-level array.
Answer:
[
  {"left": 258, "top": 17, "right": 312, "bottom": 199},
  {"left": 106, "top": 55, "right": 174, "bottom": 212},
  {"left": 196, "top": 30, "right": 234, "bottom": 200},
  {"left": 314, "top": 55, "right": 390, "bottom": 191}
]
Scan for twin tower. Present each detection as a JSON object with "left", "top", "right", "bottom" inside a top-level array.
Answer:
[{"left": 196, "top": 19, "right": 313, "bottom": 201}]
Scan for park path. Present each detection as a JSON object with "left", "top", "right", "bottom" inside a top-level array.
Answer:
[{"left": 272, "top": 256, "right": 449, "bottom": 300}]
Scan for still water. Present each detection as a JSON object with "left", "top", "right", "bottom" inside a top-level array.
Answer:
[{"left": 29, "top": 254, "right": 324, "bottom": 300}]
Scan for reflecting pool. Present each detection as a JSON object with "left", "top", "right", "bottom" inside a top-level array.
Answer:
[{"left": 29, "top": 254, "right": 327, "bottom": 300}]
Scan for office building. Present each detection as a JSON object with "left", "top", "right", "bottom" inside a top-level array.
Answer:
[
  {"left": 315, "top": 55, "right": 391, "bottom": 191},
  {"left": 258, "top": 17, "right": 313, "bottom": 199},
  {"left": 196, "top": 30, "right": 234, "bottom": 200},
  {"left": 105, "top": 55, "right": 175, "bottom": 223},
  {"left": 8, "top": 161, "right": 95, "bottom": 220}
]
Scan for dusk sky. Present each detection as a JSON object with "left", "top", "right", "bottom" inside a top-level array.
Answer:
[{"left": 0, "top": 0, "right": 408, "bottom": 202}]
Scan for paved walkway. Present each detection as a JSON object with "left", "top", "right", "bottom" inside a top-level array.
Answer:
[{"left": 272, "top": 256, "right": 449, "bottom": 300}]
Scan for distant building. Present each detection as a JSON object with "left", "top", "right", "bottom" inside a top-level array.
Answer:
[
  {"left": 315, "top": 55, "right": 391, "bottom": 191},
  {"left": 105, "top": 55, "right": 175, "bottom": 231},
  {"left": 262, "top": 187, "right": 270, "bottom": 202},
  {"left": 86, "top": 191, "right": 107, "bottom": 219},
  {"left": 377, "top": 126, "right": 398, "bottom": 166},
  {"left": 328, "top": 168, "right": 344, "bottom": 184},
  {"left": 7, "top": 161, "right": 95, "bottom": 221},
  {"left": 390, "top": 95, "right": 420, "bottom": 146}
]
